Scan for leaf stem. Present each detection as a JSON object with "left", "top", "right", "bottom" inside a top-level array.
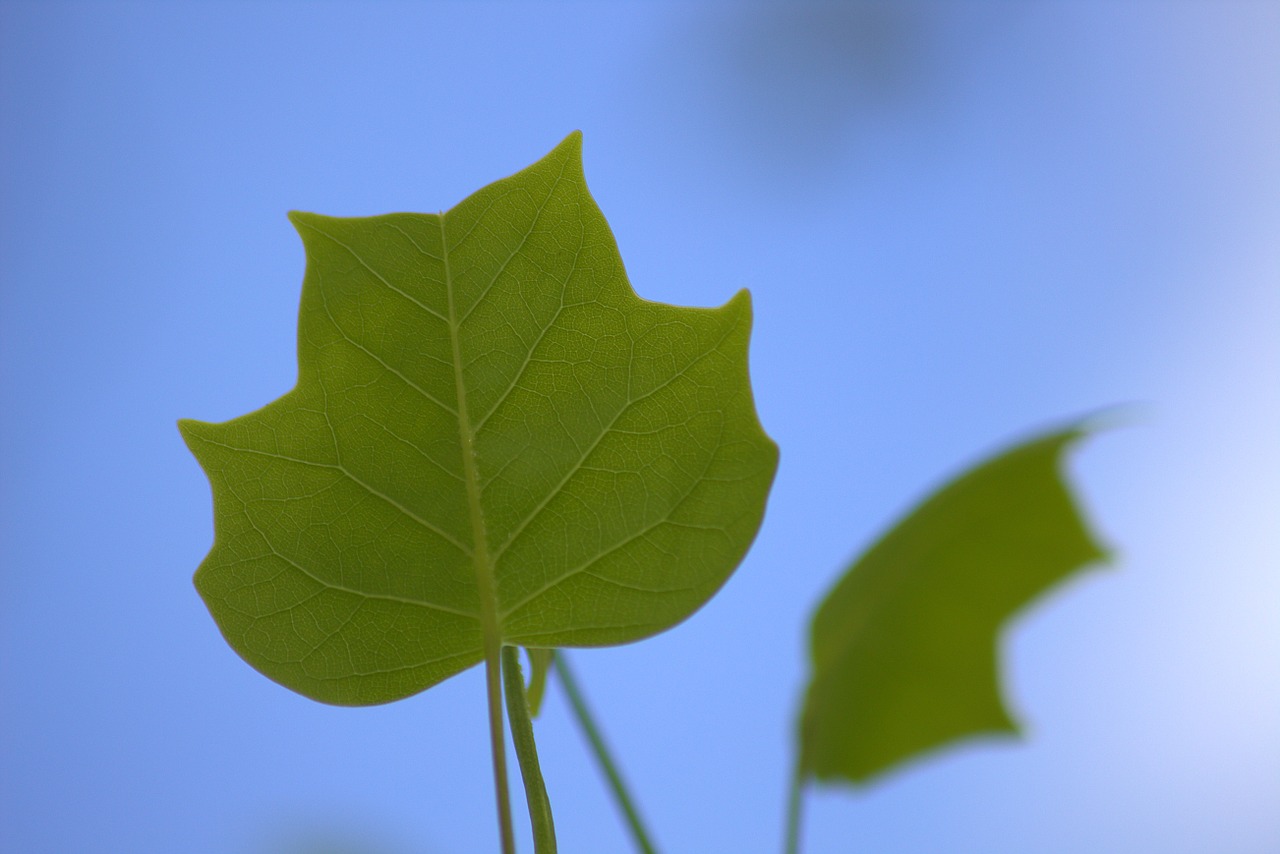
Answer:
[
  {"left": 503, "top": 646, "right": 557, "bottom": 853},
  {"left": 553, "top": 652, "right": 659, "bottom": 854},
  {"left": 441, "top": 214, "right": 515, "bottom": 854},
  {"left": 783, "top": 758, "right": 805, "bottom": 854},
  {"left": 483, "top": 648, "right": 516, "bottom": 854}
]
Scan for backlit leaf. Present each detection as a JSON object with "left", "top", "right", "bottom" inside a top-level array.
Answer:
[
  {"left": 798, "top": 424, "right": 1107, "bottom": 784},
  {"left": 180, "top": 133, "right": 778, "bottom": 705}
]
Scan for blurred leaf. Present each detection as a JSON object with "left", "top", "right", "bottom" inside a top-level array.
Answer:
[
  {"left": 525, "top": 648, "right": 555, "bottom": 718},
  {"left": 798, "top": 425, "right": 1107, "bottom": 784},
  {"left": 180, "top": 133, "right": 778, "bottom": 705}
]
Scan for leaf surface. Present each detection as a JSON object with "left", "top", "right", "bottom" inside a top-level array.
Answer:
[
  {"left": 180, "top": 133, "right": 778, "bottom": 705},
  {"left": 798, "top": 425, "right": 1107, "bottom": 784}
]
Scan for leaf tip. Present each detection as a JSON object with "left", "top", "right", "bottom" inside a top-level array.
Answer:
[
  {"left": 548, "top": 131, "right": 586, "bottom": 178},
  {"left": 1081, "top": 402, "right": 1149, "bottom": 432},
  {"left": 286, "top": 209, "right": 327, "bottom": 234},
  {"left": 1048, "top": 404, "right": 1144, "bottom": 452},
  {"left": 710, "top": 288, "right": 756, "bottom": 331},
  {"left": 556, "top": 129, "right": 584, "bottom": 153},
  {"left": 176, "top": 417, "right": 207, "bottom": 450}
]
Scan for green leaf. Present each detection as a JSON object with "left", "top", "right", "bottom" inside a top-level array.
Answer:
[
  {"left": 797, "top": 424, "right": 1108, "bottom": 784},
  {"left": 180, "top": 133, "right": 778, "bottom": 706}
]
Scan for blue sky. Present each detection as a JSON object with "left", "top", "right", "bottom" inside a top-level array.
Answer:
[{"left": 2, "top": 2, "right": 1277, "bottom": 852}]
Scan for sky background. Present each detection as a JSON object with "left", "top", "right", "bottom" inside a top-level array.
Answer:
[{"left": 1, "top": 2, "right": 1277, "bottom": 853}]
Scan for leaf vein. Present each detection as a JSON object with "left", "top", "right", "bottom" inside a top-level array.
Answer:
[
  {"left": 316, "top": 271, "right": 459, "bottom": 416},
  {"left": 457, "top": 153, "right": 571, "bottom": 325},
  {"left": 297, "top": 218, "right": 450, "bottom": 325},
  {"left": 490, "top": 318, "right": 738, "bottom": 564},
  {"left": 196, "top": 437, "right": 471, "bottom": 555}
]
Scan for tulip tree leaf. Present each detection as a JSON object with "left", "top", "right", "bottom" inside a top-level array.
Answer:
[
  {"left": 180, "top": 133, "right": 778, "bottom": 706},
  {"left": 798, "top": 425, "right": 1107, "bottom": 784}
]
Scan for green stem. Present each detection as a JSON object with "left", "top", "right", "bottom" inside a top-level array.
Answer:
[
  {"left": 503, "top": 646, "right": 557, "bottom": 854},
  {"left": 440, "top": 213, "right": 514, "bottom": 854},
  {"left": 783, "top": 758, "right": 805, "bottom": 854},
  {"left": 553, "top": 652, "right": 659, "bottom": 854},
  {"left": 483, "top": 647, "right": 516, "bottom": 854}
]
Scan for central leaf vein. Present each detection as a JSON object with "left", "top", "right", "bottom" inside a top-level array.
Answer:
[{"left": 440, "top": 215, "right": 501, "bottom": 636}]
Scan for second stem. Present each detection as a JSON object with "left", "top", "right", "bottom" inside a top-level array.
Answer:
[{"left": 503, "top": 646, "right": 558, "bottom": 854}]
